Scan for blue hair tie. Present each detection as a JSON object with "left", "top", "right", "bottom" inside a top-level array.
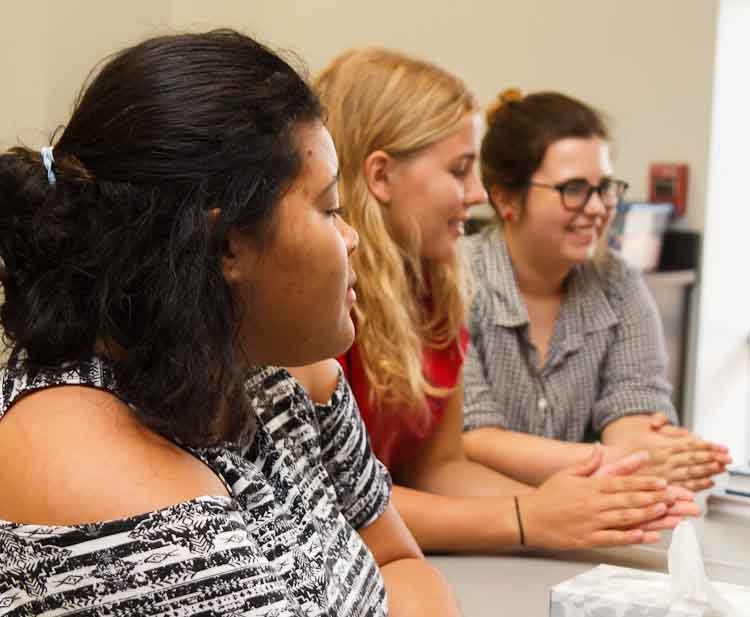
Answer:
[{"left": 41, "top": 146, "right": 56, "bottom": 186}]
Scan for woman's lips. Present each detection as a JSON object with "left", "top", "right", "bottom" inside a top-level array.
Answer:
[
  {"left": 346, "top": 272, "right": 357, "bottom": 306},
  {"left": 346, "top": 287, "right": 357, "bottom": 306},
  {"left": 566, "top": 225, "right": 598, "bottom": 244}
]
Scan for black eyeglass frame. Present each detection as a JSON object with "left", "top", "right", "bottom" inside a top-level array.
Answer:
[{"left": 527, "top": 178, "right": 629, "bottom": 212}]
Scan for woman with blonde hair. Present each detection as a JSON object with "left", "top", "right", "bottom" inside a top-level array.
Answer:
[
  {"left": 462, "top": 89, "right": 730, "bottom": 492},
  {"left": 290, "top": 48, "right": 697, "bottom": 554}
]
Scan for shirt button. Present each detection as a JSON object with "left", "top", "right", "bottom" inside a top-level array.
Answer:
[{"left": 538, "top": 397, "right": 548, "bottom": 410}]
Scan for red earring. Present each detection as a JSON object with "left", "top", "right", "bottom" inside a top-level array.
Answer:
[{"left": 503, "top": 211, "right": 514, "bottom": 223}]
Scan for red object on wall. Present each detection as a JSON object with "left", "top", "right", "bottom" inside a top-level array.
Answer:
[{"left": 649, "top": 162, "right": 689, "bottom": 217}]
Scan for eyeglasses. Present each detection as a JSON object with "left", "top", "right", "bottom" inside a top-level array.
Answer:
[{"left": 527, "top": 178, "right": 629, "bottom": 212}]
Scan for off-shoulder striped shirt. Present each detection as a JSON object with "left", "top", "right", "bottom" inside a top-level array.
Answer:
[{"left": 0, "top": 354, "right": 390, "bottom": 616}]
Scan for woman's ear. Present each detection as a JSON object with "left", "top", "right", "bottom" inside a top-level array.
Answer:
[
  {"left": 363, "top": 150, "right": 394, "bottom": 204},
  {"left": 489, "top": 185, "right": 520, "bottom": 222},
  {"left": 209, "top": 208, "right": 242, "bottom": 284}
]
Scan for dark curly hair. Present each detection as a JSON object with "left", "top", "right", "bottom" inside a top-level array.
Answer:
[{"left": 0, "top": 30, "right": 321, "bottom": 446}]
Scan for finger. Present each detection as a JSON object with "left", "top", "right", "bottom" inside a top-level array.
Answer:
[
  {"left": 590, "top": 529, "right": 661, "bottom": 547},
  {"left": 714, "top": 452, "right": 733, "bottom": 464},
  {"left": 595, "top": 463, "right": 618, "bottom": 477},
  {"left": 566, "top": 444, "right": 604, "bottom": 477},
  {"left": 671, "top": 462, "right": 722, "bottom": 482},
  {"left": 642, "top": 531, "right": 664, "bottom": 543},
  {"left": 668, "top": 437, "right": 715, "bottom": 455},
  {"left": 649, "top": 412, "right": 670, "bottom": 429},
  {"left": 636, "top": 515, "right": 683, "bottom": 531},
  {"left": 657, "top": 424, "right": 690, "bottom": 438},
  {"left": 595, "top": 451, "right": 650, "bottom": 477},
  {"left": 668, "top": 450, "right": 721, "bottom": 470},
  {"left": 667, "top": 501, "right": 700, "bottom": 517},
  {"left": 678, "top": 478, "right": 715, "bottom": 492},
  {"left": 597, "top": 475, "right": 667, "bottom": 494},
  {"left": 663, "top": 433, "right": 729, "bottom": 453},
  {"left": 664, "top": 486, "right": 679, "bottom": 504},
  {"left": 705, "top": 441, "right": 730, "bottom": 454},
  {"left": 666, "top": 485, "right": 695, "bottom": 502},
  {"left": 599, "top": 502, "right": 668, "bottom": 528},
  {"left": 676, "top": 457, "right": 728, "bottom": 474},
  {"left": 599, "top": 489, "right": 669, "bottom": 511}
]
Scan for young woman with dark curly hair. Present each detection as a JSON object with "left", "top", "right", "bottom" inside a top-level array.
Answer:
[{"left": 0, "top": 30, "right": 457, "bottom": 616}]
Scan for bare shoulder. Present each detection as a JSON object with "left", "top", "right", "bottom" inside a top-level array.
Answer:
[
  {"left": 287, "top": 359, "right": 342, "bottom": 404},
  {"left": 0, "top": 386, "right": 229, "bottom": 525}
]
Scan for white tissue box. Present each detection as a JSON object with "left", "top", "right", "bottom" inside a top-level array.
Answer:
[{"left": 549, "top": 564, "right": 750, "bottom": 616}]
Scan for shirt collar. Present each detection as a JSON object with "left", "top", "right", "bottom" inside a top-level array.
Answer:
[
  {"left": 475, "top": 227, "right": 529, "bottom": 328},
  {"left": 474, "top": 227, "right": 619, "bottom": 339}
]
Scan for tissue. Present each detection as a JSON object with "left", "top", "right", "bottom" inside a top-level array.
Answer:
[
  {"left": 550, "top": 564, "right": 748, "bottom": 616},
  {"left": 550, "top": 528, "right": 750, "bottom": 617},
  {"left": 668, "top": 521, "right": 732, "bottom": 615}
]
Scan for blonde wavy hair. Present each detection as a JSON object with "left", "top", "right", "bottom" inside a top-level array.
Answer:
[{"left": 315, "top": 48, "right": 478, "bottom": 420}]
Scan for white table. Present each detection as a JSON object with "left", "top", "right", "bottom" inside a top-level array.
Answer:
[{"left": 428, "top": 511, "right": 750, "bottom": 616}]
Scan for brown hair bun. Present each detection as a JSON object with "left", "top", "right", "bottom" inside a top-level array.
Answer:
[{"left": 486, "top": 88, "right": 523, "bottom": 124}]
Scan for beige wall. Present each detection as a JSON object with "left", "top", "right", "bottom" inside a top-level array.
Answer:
[
  {"left": 2, "top": 1, "right": 718, "bottom": 230},
  {"left": 0, "top": 2, "right": 173, "bottom": 150}
]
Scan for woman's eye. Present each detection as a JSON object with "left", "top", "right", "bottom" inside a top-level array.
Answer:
[
  {"left": 563, "top": 180, "right": 590, "bottom": 197},
  {"left": 451, "top": 166, "right": 469, "bottom": 178}
]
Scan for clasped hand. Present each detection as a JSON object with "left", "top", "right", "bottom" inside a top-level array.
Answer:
[
  {"left": 637, "top": 413, "right": 732, "bottom": 491},
  {"left": 521, "top": 445, "right": 697, "bottom": 550}
]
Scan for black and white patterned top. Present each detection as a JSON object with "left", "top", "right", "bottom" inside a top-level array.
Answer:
[
  {"left": 0, "top": 354, "right": 391, "bottom": 616},
  {"left": 463, "top": 226, "right": 676, "bottom": 440}
]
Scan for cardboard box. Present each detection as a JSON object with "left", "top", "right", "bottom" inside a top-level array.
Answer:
[{"left": 550, "top": 564, "right": 750, "bottom": 616}]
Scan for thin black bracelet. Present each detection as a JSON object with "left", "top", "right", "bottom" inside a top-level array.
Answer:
[{"left": 514, "top": 495, "right": 526, "bottom": 546}]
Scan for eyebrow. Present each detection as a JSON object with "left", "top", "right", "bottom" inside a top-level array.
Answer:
[
  {"left": 557, "top": 175, "right": 614, "bottom": 184},
  {"left": 315, "top": 170, "right": 340, "bottom": 202}
]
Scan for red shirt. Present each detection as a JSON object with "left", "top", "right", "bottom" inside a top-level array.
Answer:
[{"left": 337, "top": 326, "right": 468, "bottom": 472}]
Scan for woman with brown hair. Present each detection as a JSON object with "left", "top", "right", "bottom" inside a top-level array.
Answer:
[{"left": 462, "top": 89, "right": 730, "bottom": 492}]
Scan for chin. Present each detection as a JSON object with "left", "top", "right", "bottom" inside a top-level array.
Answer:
[
  {"left": 329, "top": 319, "right": 356, "bottom": 358},
  {"left": 561, "top": 245, "right": 590, "bottom": 265},
  {"left": 424, "top": 244, "right": 457, "bottom": 264}
]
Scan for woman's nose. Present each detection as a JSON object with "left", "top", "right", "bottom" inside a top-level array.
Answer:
[
  {"left": 465, "top": 168, "right": 488, "bottom": 207},
  {"left": 339, "top": 217, "right": 359, "bottom": 255},
  {"left": 582, "top": 188, "right": 608, "bottom": 217}
]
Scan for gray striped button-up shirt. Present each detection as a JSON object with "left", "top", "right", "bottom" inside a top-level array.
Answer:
[{"left": 463, "top": 226, "right": 676, "bottom": 440}]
